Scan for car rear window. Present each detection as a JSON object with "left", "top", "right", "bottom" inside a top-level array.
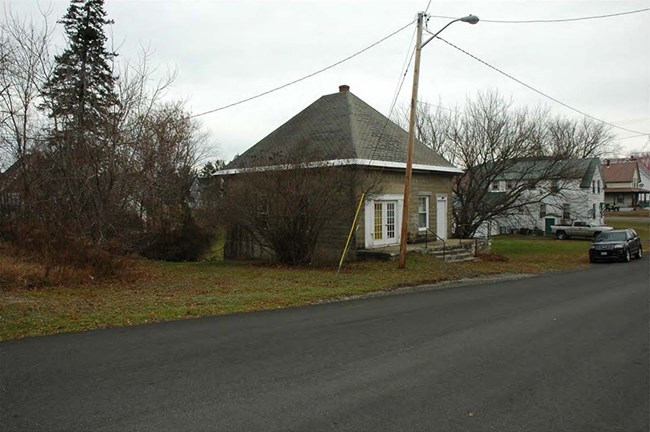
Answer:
[{"left": 596, "top": 232, "right": 626, "bottom": 242}]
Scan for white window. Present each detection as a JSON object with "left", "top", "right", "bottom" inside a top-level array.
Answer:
[{"left": 418, "top": 196, "right": 429, "bottom": 231}]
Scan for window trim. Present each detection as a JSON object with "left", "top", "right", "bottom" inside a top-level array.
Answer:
[{"left": 417, "top": 196, "right": 429, "bottom": 232}]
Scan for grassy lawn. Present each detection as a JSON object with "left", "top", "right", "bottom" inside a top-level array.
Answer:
[
  {"left": 604, "top": 209, "right": 649, "bottom": 218},
  {"left": 0, "top": 235, "right": 597, "bottom": 341},
  {"left": 605, "top": 217, "right": 650, "bottom": 248}
]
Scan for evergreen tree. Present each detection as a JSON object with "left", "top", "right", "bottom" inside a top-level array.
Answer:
[
  {"left": 42, "top": 0, "right": 118, "bottom": 131},
  {"left": 39, "top": 0, "right": 120, "bottom": 241}
]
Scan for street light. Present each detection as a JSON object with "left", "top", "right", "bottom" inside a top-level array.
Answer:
[
  {"left": 422, "top": 14, "right": 479, "bottom": 48},
  {"left": 398, "top": 13, "right": 479, "bottom": 269}
]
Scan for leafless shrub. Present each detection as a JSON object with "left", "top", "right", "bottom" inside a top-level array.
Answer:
[
  {"left": 395, "top": 91, "right": 615, "bottom": 238},
  {"left": 219, "top": 149, "right": 383, "bottom": 266}
]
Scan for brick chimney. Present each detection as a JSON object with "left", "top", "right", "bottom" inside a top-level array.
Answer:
[{"left": 339, "top": 84, "right": 350, "bottom": 93}]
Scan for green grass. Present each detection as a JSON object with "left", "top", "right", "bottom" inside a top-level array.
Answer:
[
  {"left": 605, "top": 218, "right": 649, "bottom": 246},
  {"left": 0, "top": 234, "right": 596, "bottom": 341},
  {"left": 604, "top": 210, "right": 649, "bottom": 218}
]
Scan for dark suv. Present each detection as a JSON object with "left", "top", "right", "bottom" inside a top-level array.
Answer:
[{"left": 589, "top": 229, "right": 643, "bottom": 263}]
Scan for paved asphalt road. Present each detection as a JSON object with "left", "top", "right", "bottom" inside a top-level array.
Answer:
[{"left": 2, "top": 259, "right": 648, "bottom": 432}]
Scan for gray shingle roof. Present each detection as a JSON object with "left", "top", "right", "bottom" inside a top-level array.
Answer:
[
  {"left": 224, "top": 89, "right": 455, "bottom": 171},
  {"left": 495, "top": 157, "right": 601, "bottom": 188}
]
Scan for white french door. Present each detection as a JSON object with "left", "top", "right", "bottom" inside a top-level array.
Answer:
[{"left": 373, "top": 200, "right": 398, "bottom": 246}]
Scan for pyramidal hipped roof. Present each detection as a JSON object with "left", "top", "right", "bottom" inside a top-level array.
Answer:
[{"left": 220, "top": 87, "right": 459, "bottom": 174}]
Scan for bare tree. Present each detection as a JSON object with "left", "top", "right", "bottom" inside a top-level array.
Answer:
[
  {"left": 394, "top": 100, "right": 454, "bottom": 160},
  {"left": 396, "top": 91, "right": 608, "bottom": 238},
  {"left": 0, "top": 7, "right": 53, "bottom": 181},
  {"left": 543, "top": 116, "right": 617, "bottom": 159},
  {"left": 219, "top": 149, "right": 382, "bottom": 266},
  {"left": 136, "top": 102, "right": 205, "bottom": 231},
  {"left": 0, "top": 3, "right": 213, "bottom": 270},
  {"left": 444, "top": 92, "right": 559, "bottom": 237}
]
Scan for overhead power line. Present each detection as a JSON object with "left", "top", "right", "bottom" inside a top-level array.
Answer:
[
  {"left": 635, "top": 135, "right": 650, "bottom": 152},
  {"left": 618, "top": 133, "right": 650, "bottom": 141},
  {"left": 429, "top": 8, "right": 650, "bottom": 24},
  {"left": 189, "top": 20, "right": 414, "bottom": 119},
  {"left": 436, "top": 36, "right": 650, "bottom": 138},
  {"left": 366, "top": 26, "right": 417, "bottom": 165}
]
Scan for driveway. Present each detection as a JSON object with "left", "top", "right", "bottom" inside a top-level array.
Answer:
[{"left": 1, "top": 259, "right": 648, "bottom": 431}]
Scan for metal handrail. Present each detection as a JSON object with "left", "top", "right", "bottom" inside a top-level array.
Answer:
[{"left": 424, "top": 228, "right": 446, "bottom": 261}]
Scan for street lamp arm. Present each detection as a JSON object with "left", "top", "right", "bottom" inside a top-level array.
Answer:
[
  {"left": 422, "top": 19, "right": 460, "bottom": 48},
  {"left": 421, "top": 14, "right": 479, "bottom": 48}
]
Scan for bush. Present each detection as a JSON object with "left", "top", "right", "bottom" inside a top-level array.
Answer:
[
  {"left": 0, "top": 223, "right": 128, "bottom": 283},
  {"left": 141, "top": 218, "right": 213, "bottom": 262}
]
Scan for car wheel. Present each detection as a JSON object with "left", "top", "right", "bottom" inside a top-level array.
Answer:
[
  {"left": 624, "top": 249, "right": 631, "bottom": 262},
  {"left": 556, "top": 231, "right": 566, "bottom": 240},
  {"left": 637, "top": 246, "right": 643, "bottom": 259}
]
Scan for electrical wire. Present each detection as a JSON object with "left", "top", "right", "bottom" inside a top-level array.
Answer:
[
  {"left": 436, "top": 36, "right": 650, "bottom": 137},
  {"left": 640, "top": 136, "right": 650, "bottom": 152},
  {"left": 189, "top": 20, "right": 415, "bottom": 119},
  {"left": 388, "top": 23, "right": 417, "bottom": 117},
  {"left": 418, "top": 100, "right": 464, "bottom": 115},
  {"left": 428, "top": 8, "right": 650, "bottom": 24},
  {"left": 366, "top": 23, "right": 416, "bottom": 167},
  {"left": 618, "top": 133, "right": 650, "bottom": 141}
]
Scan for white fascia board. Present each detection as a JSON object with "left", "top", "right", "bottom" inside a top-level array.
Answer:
[{"left": 214, "top": 158, "right": 463, "bottom": 176}]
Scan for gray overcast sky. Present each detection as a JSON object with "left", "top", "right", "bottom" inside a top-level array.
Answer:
[{"left": 4, "top": 0, "right": 649, "bottom": 162}]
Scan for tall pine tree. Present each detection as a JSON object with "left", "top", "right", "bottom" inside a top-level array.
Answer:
[
  {"left": 40, "top": 0, "right": 120, "bottom": 242},
  {"left": 43, "top": 0, "right": 118, "bottom": 132}
]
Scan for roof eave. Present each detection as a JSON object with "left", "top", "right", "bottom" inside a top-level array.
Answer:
[{"left": 214, "top": 158, "right": 463, "bottom": 176}]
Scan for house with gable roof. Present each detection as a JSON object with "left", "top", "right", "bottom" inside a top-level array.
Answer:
[
  {"left": 216, "top": 85, "right": 462, "bottom": 263},
  {"left": 477, "top": 157, "right": 606, "bottom": 237},
  {"left": 602, "top": 159, "right": 650, "bottom": 209}
]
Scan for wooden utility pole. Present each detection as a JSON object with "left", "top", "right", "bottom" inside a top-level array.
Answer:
[{"left": 398, "top": 12, "right": 424, "bottom": 269}]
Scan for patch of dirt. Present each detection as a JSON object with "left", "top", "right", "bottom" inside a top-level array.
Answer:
[{"left": 477, "top": 252, "right": 509, "bottom": 262}]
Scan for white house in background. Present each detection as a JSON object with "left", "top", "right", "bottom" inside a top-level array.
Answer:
[{"left": 476, "top": 158, "right": 605, "bottom": 237}]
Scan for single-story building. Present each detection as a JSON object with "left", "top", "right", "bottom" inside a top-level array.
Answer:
[{"left": 215, "top": 85, "right": 462, "bottom": 263}]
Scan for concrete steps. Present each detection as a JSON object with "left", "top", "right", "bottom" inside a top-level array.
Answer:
[
  {"left": 357, "top": 239, "right": 484, "bottom": 263},
  {"left": 416, "top": 242, "right": 478, "bottom": 263}
]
